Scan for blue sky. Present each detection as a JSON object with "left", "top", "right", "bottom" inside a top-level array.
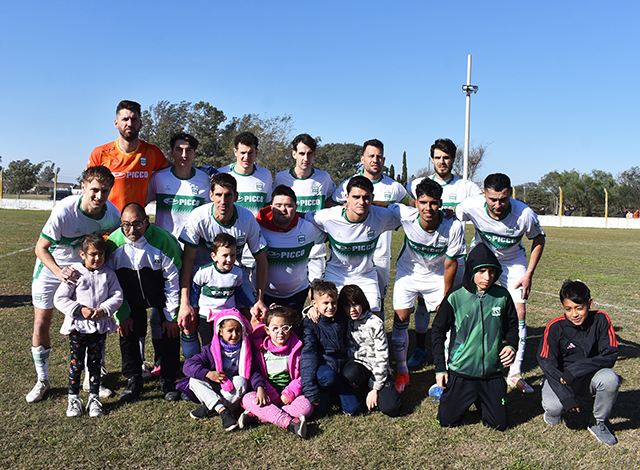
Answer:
[{"left": 1, "top": 1, "right": 638, "bottom": 186}]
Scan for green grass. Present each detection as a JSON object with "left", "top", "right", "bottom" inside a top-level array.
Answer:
[{"left": 1, "top": 209, "right": 639, "bottom": 469}]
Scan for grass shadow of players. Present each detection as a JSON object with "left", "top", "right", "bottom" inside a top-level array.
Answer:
[{"left": 0, "top": 294, "right": 32, "bottom": 309}]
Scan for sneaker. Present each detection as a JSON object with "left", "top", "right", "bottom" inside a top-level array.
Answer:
[
  {"left": 83, "top": 375, "right": 114, "bottom": 398},
  {"left": 161, "top": 379, "right": 180, "bottom": 402},
  {"left": 26, "top": 379, "right": 50, "bottom": 403},
  {"left": 543, "top": 412, "right": 561, "bottom": 425},
  {"left": 220, "top": 408, "right": 238, "bottom": 431},
  {"left": 507, "top": 375, "right": 534, "bottom": 394},
  {"left": 190, "top": 404, "right": 215, "bottom": 419},
  {"left": 589, "top": 421, "right": 617, "bottom": 446},
  {"left": 66, "top": 396, "right": 83, "bottom": 417},
  {"left": 150, "top": 364, "right": 162, "bottom": 378},
  {"left": 141, "top": 363, "right": 153, "bottom": 380},
  {"left": 287, "top": 414, "right": 307, "bottom": 438},
  {"left": 87, "top": 396, "right": 103, "bottom": 417},
  {"left": 428, "top": 384, "right": 444, "bottom": 402},
  {"left": 238, "top": 409, "right": 259, "bottom": 429},
  {"left": 407, "top": 348, "right": 429, "bottom": 368},
  {"left": 394, "top": 373, "right": 410, "bottom": 394},
  {"left": 120, "top": 376, "right": 143, "bottom": 403}
]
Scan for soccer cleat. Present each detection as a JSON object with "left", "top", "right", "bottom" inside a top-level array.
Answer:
[
  {"left": 543, "top": 412, "right": 561, "bottom": 425},
  {"left": 26, "top": 379, "right": 50, "bottom": 403},
  {"left": 86, "top": 396, "right": 103, "bottom": 417},
  {"left": 120, "top": 376, "right": 143, "bottom": 403},
  {"left": 141, "top": 363, "right": 153, "bottom": 380},
  {"left": 407, "top": 348, "right": 429, "bottom": 368},
  {"left": 394, "top": 373, "right": 410, "bottom": 394},
  {"left": 238, "top": 409, "right": 259, "bottom": 429},
  {"left": 287, "top": 414, "right": 307, "bottom": 438},
  {"left": 219, "top": 409, "right": 238, "bottom": 431},
  {"left": 190, "top": 404, "right": 215, "bottom": 419},
  {"left": 507, "top": 375, "right": 534, "bottom": 394},
  {"left": 150, "top": 364, "right": 162, "bottom": 378},
  {"left": 428, "top": 384, "right": 444, "bottom": 402},
  {"left": 589, "top": 422, "right": 617, "bottom": 446},
  {"left": 66, "top": 396, "right": 83, "bottom": 417},
  {"left": 161, "top": 379, "right": 180, "bottom": 402}
]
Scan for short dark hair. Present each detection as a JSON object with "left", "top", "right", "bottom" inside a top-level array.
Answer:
[
  {"left": 430, "top": 138, "right": 457, "bottom": 160},
  {"left": 338, "top": 284, "right": 371, "bottom": 315},
  {"left": 234, "top": 131, "right": 259, "bottom": 149},
  {"left": 415, "top": 178, "right": 443, "bottom": 200},
  {"left": 121, "top": 202, "right": 147, "bottom": 219},
  {"left": 311, "top": 281, "right": 338, "bottom": 301},
  {"left": 116, "top": 100, "right": 141, "bottom": 117},
  {"left": 265, "top": 306, "right": 299, "bottom": 327},
  {"left": 170, "top": 132, "right": 199, "bottom": 152},
  {"left": 363, "top": 139, "right": 383, "bottom": 154},
  {"left": 210, "top": 172, "right": 237, "bottom": 194},
  {"left": 80, "top": 233, "right": 109, "bottom": 259},
  {"left": 272, "top": 185, "right": 297, "bottom": 203},
  {"left": 484, "top": 173, "right": 512, "bottom": 192},
  {"left": 559, "top": 279, "right": 591, "bottom": 306},
  {"left": 213, "top": 233, "right": 237, "bottom": 253},
  {"left": 346, "top": 175, "right": 374, "bottom": 196},
  {"left": 292, "top": 133, "right": 317, "bottom": 152},
  {"left": 82, "top": 165, "right": 115, "bottom": 187}
]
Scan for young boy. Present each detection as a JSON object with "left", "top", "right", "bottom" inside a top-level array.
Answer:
[
  {"left": 538, "top": 280, "right": 620, "bottom": 445},
  {"left": 188, "top": 233, "right": 253, "bottom": 353},
  {"left": 300, "top": 281, "right": 358, "bottom": 415},
  {"left": 432, "top": 244, "right": 519, "bottom": 431}
]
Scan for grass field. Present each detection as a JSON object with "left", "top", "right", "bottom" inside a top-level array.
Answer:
[{"left": 1, "top": 209, "right": 639, "bottom": 469}]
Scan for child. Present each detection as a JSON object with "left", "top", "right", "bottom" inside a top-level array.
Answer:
[
  {"left": 181, "top": 308, "right": 252, "bottom": 431},
  {"left": 431, "top": 244, "right": 518, "bottom": 431},
  {"left": 54, "top": 234, "right": 123, "bottom": 417},
  {"left": 183, "top": 233, "right": 253, "bottom": 357},
  {"left": 538, "top": 280, "right": 620, "bottom": 445},
  {"left": 240, "top": 306, "right": 312, "bottom": 438},
  {"left": 339, "top": 285, "right": 401, "bottom": 417},
  {"left": 301, "top": 281, "right": 358, "bottom": 414}
]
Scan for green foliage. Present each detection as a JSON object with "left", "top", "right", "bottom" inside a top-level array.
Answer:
[
  {"left": 400, "top": 151, "right": 407, "bottom": 186},
  {"left": 38, "top": 163, "right": 56, "bottom": 184},
  {"left": 3, "top": 159, "right": 44, "bottom": 198},
  {"left": 314, "top": 142, "right": 362, "bottom": 184},
  {"left": 388, "top": 164, "right": 395, "bottom": 179}
]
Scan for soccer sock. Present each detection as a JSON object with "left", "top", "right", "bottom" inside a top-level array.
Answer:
[
  {"left": 414, "top": 306, "right": 431, "bottom": 351},
  {"left": 181, "top": 332, "right": 201, "bottom": 359},
  {"left": 32, "top": 345, "right": 50, "bottom": 381},
  {"left": 392, "top": 320, "right": 410, "bottom": 374},
  {"left": 139, "top": 337, "right": 146, "bottom": 363},
  {"left": 510, "top": 320, "right": 527, "bottom": 377}
]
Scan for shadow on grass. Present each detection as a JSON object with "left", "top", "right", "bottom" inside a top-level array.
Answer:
[
  {"left": 0, "top": 294, "right": 31, "bottom": 309},
  {"left": 614, "top": 327, "right": 640, "bottom": 361}
]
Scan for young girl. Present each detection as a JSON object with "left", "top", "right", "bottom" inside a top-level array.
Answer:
[
  {"left": 181, "top": 308, "right": 252, "bottom": 432},
  {"left": 54, "top": 233, "right": 123, "bottom": 417},
  {"left": 339, "top": 285, "right": 401, "bottom": 417},
  {"left": 240, "top": 306, "right": 313, "bottom": 438}
]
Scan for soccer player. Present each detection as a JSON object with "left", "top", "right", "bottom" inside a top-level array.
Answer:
[
  {"left": 455, "top": 173, "right": 546, "bottom": 393},
  {"left": 306, "top": 175, "right": 398, "bottom": 314},
  {"left": 333, "top": 139, "right": 407, "bottom": 319},
  {"left": 274, "top": 134, "right": 335, "bottom": 284},
  {"left": 177, "top": 173, "right": 268, "bottom": 355},
  {"left": 256, "top": 185, "right": 326, "bottom": 314},
  {"left": 390, "top": 178, "right": 466, "bottom": 393},
  {"left": 27, "top": 166, "right": 121, "bottom": 403},
  {"left": 88, "top": 100, "right": 168, "bottom": 212}
]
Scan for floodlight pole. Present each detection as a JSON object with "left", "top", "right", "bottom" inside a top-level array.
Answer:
[{"left": 462, "top": 54, "right": 478, "bottom": 181}]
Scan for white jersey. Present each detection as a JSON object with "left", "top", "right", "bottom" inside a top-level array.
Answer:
[
  {"left": 33, "top": 195, "right": 120, "bottom": 279},
  {"left": 407, "top": 175, "right": 482, "bottom": 209},
  {"left": 179, "top": 203, "right": 267, "bottom": 269},
  {"left": 261, "top": 218, "right": 326, "bottom": 298},
  {"left": 334, "top": 173, "right": 407, "bottom": 259},
  {"left": 274, "top": 168, "right": 335, "bottom": 213},
  {"left": 455, "top": 195, "right": 545, "bottom": 264},
  {"left": 219, "top": 163, "right": 273, "bottom": 215},
  {"left": 390, "top": 204, "right": 466, "bottom": 278},
  {"left": 305, "top": 205, "right": 398, "bottom": 284},
  {"left": 146, "top": 166, "right": 211, "bottom": 240},
  {"left": 193, "top": 263, "right": 244, "bottom": 312}
]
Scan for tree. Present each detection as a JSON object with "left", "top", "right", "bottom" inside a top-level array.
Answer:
[
  {"left": 616, "top": 166, "right": 640, "bottom": 211},
  {"left": 314, "top": 143, "right": 362, "bottom": 184},
  {"left": 389, "top": 164, "right": 395, "bottom": 179},
  {"left": 399, "top": 151, "right": 408, "bottom": 186},
  {"left": 140, "top": 100, "right": 191, "bottom": 157},
  {"left": 453, "top": 143, "right": 488, "bottom": 181},
  {"left": 4, "top": 159, "right": 44, "bottom": 198}
]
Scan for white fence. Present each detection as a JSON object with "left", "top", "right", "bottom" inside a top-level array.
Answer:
[{"left": 0, "top": 198, "right": 157, "bottom": 215}]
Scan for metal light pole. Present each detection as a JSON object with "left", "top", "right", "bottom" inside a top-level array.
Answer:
[{"left": 462, "top": 54, "right": 478, "bottom": 181}]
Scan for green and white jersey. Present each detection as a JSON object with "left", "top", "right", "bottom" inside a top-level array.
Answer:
[
  {"left": 274, "top": 168, "right": 335, "bottom": 213},
  {"left": 179, "top": 203, "right": 267, "bottom": 269},
  {"left": 219, "top": 163, "right": 273, "bottom": 215},
  {"left": 261, "top": 219, "right": 326, "bottom": 297},
  {"left": 391, "top": 204, "right": 466, "bottom": 278},
  {"left": 193, "top": 263, "right": 243, "bottom": 312},
  {"left": 407, "top": 175, "right": 482, "bottom": 209},
  {"left": 455, "top": 195, "right": 545, "bottom": 264},
  {"left": 305, "top": 205, "right": 398, "bottom": 283},
  {"left": 334, "top": 173, "right": 407, "bottom": 260},
  {"left": 33, "top": 196, "right": 121, "bottom": 280},
  {"left": 146, "top": 166, "right": 211, "bottom": 240}
]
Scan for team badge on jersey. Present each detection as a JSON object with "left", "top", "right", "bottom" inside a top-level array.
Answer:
[
  {"left": 141, "top": 157, "right": 147, "bottom": 166},
  {"left": 165, "top": 184, "right": 171, "bottom": 191},
  {"left": 384, "top": 189, "right": 391, "bottom": 200},
  {"left": 312, "top": 184, "right": 321, "bottom": 196},
  {"left": 506, "top": 228, "right": 515, "bottom": 235},
  {"left": 256, "top": 182, "right": 264, "bottom": 191},
  {"left": 298, "top": 234, "right": 306, "bottom": 245},
  {"left": 154, "top": 254, "right": 161, "bottom": 265},
  {"left": 190, "top": 184, "right": 199, "bottom": 195},
  {"left": 236, "top": 235, "right": 246, "bottom": 246},
  {"left": 367, "top": 229, "right": 375, "bottom": 240},
  {"left": 492, "top": 306, "right": 501, "bottom": 316}
]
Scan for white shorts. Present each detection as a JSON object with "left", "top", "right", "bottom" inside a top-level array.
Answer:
[
  {"left": 31, "top": 268, "right": 61, "bottom": 310},
  {"left": 307, "top": 256, "right": 326, "bottom": 285},
  {"left": 375, "top": 256, "right": 391, "bottom": 299},
  {"left": 393, "top": 273, "right": 444, "bottom": 312},
  {"left": 328, "top": 274, "right": 381, "bottom": 313},
  {"left": 498, "top": 261, "right": 527, "bottom": 304}
]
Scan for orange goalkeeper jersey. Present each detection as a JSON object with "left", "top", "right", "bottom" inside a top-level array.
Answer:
[{"left": 88, "top": 140, "right": 168, "bottom": 212}]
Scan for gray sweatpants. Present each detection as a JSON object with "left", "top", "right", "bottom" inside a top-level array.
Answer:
[{"left": 189, "top": 376, "right": 248, "bottom": 412}]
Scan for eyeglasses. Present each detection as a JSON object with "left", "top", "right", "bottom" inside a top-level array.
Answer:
[
  {"left": 268, "top": 324, "right": 292, "bottom": 334},
  {"left": 121, "top": 221, "right": 145, "bottom": 231}
]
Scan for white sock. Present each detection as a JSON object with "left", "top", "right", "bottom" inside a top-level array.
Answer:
[
  {"left": 509, "top": 320, "right": 527, "bottom": 377},
  {"left": 32, "top": 345, "right": 50, "bottom": 381},
  {"left": 392, "top": 321, "right": 410, "bottom": 374}
]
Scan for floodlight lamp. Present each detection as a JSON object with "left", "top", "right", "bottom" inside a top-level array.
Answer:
[{"left": 462, "top": 85, "right": 478, "bottom": 95}]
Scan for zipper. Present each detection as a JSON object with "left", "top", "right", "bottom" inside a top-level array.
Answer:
[{"left": 479, "top": 292, "right": 485, "bottom": 378}]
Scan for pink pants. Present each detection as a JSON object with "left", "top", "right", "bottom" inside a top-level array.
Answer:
[{"left": 242, "top": 392, "right": 313, "bottom": 429}]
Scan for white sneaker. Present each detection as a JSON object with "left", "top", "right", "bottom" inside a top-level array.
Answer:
[
  {"left": 66, "top": 396, "right": 83, "bottom": 417},
  {"left": 26, "top": 379, "right": 50, "bottom": 403},
  {"left": 86, "top": 396, "right": 103, "bottom": 417},
  {"left": 83, "top": 376, "right": 113, "bottom": 398},
  {"left": 141, "top": 362, "right": 153, "bottom": 380}
]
